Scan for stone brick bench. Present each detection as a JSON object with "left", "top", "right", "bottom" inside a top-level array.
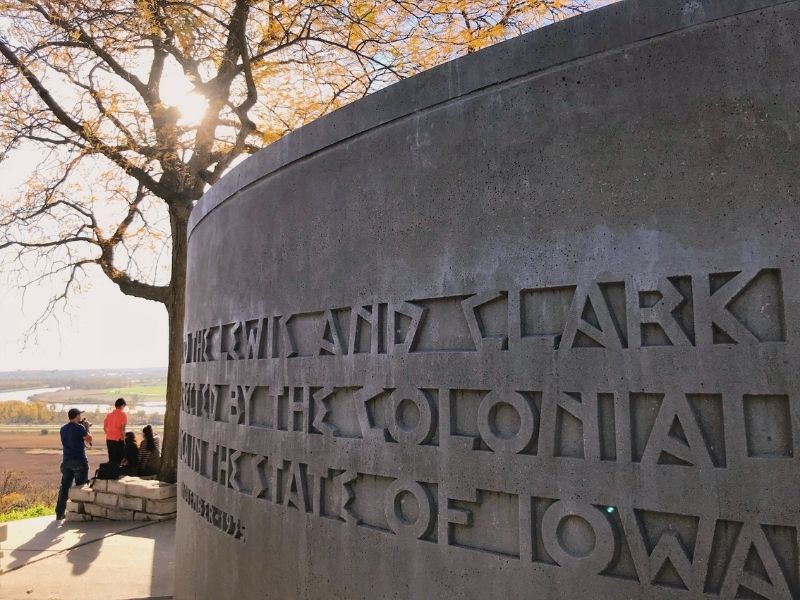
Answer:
[{"left": 66, "top": 476, "right": 177, "bottom": 522}]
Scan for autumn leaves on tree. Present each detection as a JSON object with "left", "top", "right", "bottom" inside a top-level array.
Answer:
[{"left": 0, "top": 0, "right": 590, "bottom": 482}]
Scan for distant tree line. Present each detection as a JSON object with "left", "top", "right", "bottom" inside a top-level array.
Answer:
[
  {"left": 0, "top": 401, "right": 53, "bottom": 423},
  {"left": 0, "top": 401, "right": 164, "bottom": 426}
]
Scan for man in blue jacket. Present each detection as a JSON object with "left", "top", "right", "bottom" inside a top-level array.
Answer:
[{"left": 55, "top": 408, "right": 93, "bottom": 520}]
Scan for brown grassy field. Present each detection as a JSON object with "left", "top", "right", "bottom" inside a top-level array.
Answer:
[
  {"left": 0, "top": 431, "right": 108, "bottom": 488},
  {"left": 0, "top": 428, "right": 162, "bottom": 519},
  {"left": 0, "top": 432, "right": 93, "bottom": 517}
]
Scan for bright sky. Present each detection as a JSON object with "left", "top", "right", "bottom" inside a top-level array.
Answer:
[
  {"left": 0, "top": 146, "right": 169, "bottom": 372},
  {"left": 0, "top": 274, "right": 168, "bottom": 371},
  {"left": 0, "top": 57, "right": 204, "bottom": 372}
]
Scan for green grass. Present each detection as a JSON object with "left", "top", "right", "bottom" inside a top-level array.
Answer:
[
  {"left": 0, "top": 503, "right": 54, "bottom": 523},
  {"left": 107, "top": 384, "right": 167, "bottom": 397}
]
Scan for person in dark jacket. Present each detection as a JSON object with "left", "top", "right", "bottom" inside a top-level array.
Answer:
[
  {"left": 137, "top": 425, "right": 161, "bottom": 476},
  {"left": 55, "top": 408, "right": 93, "bottom": 520},
  {"left": 120, "top": 431, "right": 139, "bottom": 476}
]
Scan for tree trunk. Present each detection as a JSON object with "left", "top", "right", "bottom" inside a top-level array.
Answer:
[{"left": 158, "top": 202, "right": 190, "bottom": 483}]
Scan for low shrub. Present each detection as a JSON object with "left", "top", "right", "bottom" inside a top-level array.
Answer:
[{"left": 0, "top": 470, "right": 56, "bottom": 522}]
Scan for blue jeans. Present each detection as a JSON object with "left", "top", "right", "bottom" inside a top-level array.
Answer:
[{"left": 55, "top": 458, "right": 89, "bottom": 517}]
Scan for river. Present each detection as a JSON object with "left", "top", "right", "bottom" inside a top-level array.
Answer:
[
  {"left": 0, "top": 387, "right": 64, "bottom": 401},
  {"left": 0, "top": 387, "right": 166, "bottom": 414}
]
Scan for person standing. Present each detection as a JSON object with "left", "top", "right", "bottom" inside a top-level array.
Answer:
[
  {"left": 55, "top": 408, "right": 92, "bottom": 520},
  {"left": 103, "top": 398, "right": 127, "bottom": 465}
]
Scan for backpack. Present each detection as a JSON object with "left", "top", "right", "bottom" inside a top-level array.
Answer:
[{"left": 95, "top": 462, "right": 120, "bottom": 480}]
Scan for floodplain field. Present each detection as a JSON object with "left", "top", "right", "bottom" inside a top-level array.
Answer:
[
  {"left": 0, "top": 430, "right": 106, "bottom": 487},
  {"left": 0, "top": 427, "right": 164, "bottom": 487},
  {"left": 27, "top": 386, "right": 166, "bottom": 406}
]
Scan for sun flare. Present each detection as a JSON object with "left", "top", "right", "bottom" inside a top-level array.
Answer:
[
  {"left": 159, "top": 68, "right": 208, "bottom": 126},
  {"left": 174, "top": 93, "right": 209, "bottom": 126}
]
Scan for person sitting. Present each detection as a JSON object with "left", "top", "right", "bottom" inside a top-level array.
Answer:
[
  {"left": 119, "top": 431, "right": 139, "bottom": 476},
  {"left": 137, "top": 424, "right": 161, "bottom": 476}
]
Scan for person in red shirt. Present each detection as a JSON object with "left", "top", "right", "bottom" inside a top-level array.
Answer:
[{"left": 103, "top": 398, "right": 127, "bottom": 465}]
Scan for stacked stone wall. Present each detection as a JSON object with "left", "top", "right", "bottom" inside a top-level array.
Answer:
[{"left": 67, "top": 477, "right": 176, "bottom": 522}]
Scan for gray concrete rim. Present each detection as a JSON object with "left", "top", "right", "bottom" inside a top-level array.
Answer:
[{"left": 187, "top": 0, "right": 797, "bottom": 238}]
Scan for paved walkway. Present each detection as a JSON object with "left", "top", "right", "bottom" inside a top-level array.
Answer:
[{"left": 0, "top": 515, "right": 174, "bottom": 600}]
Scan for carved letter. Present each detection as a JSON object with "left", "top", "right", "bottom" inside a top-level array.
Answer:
[
  {"left": 317, "top": 309, "right": 346, "bottom": 356},
  {"left": 388, "top": 302, "right": 424, "bottom": 354},
  {"left": 540, "top": 501, "right": 616, "bottom": 574},
  {"left": 311, "top": 387, "right": 337, "bottom": 437},
  {"left": 694, "top": 269, "right": 764, "bottom": 345},
  {"left": 477, "top": 390, "right": 538, "bottom": 454},
  {"left": 348, "top": 304, "right": 380, "bottom": 354},
  {"left": 386, "top": 388, "right": 436, "bottom": 445},
  {"left": 720, "top": 521, "right": 793, "bottom": 600},
  {"left": 462, "top": 292, "right": 508, "bottom": 351},
  {"left": 384, "top": 479, "right": 435, "bottom": 540},
  {"left": 335, "top": 470, "right": 360, "bottom": 525},
  {"left": 560, "top": 282, "right": 625, "bottom": 349},
  {"left": 354, "top": 386, "right": 390, "bottom": 441},
  {"left": 640, "top": 393, "right": 714, "bottom": 469},
  {"left": 283, "top": 462, "right": 311, "bottom": 512}
]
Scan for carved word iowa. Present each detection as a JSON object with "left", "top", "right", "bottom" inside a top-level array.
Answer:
[
  {"left": 183, "top": 268, "right": 785, "bottom": 363},
  {"left": 181, "top": 384, "right": 796, "bottom": 466},
  {"left": 179, "top": 433, "right": 799, "bottom": 599}
]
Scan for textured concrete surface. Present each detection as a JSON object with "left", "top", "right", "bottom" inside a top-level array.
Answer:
[
  {"left": 178, "top": 0, "right": 800, "bottom": 598},
  {"left": 0, "top": 516, "right": 174, "bottom": 599}
]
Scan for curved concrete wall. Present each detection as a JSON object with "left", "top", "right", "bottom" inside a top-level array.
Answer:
[{"left": 177, "top": 1, "right": 800, "bottom": 598}]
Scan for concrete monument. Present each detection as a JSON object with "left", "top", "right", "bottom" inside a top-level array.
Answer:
[{"left": 176, "top": 0, "right": 800, "bottom": 597}]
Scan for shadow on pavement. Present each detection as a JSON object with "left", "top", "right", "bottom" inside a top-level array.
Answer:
[
  {"left": 0, "top": 519, "right": 174, "bottom": 599},
  {"left": 65, "top": 526, "right": 104, "bottom": 576},
  {"left": 5, "top": 519, "right": 67, "bottom": 572}
]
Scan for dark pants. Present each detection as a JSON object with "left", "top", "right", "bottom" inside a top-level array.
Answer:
[
  {"left": 55, "top": 458, "right": 89, "bottom": 518},
  {"left": 107, "top": 439, "right": 125, "bottom": 465}
]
